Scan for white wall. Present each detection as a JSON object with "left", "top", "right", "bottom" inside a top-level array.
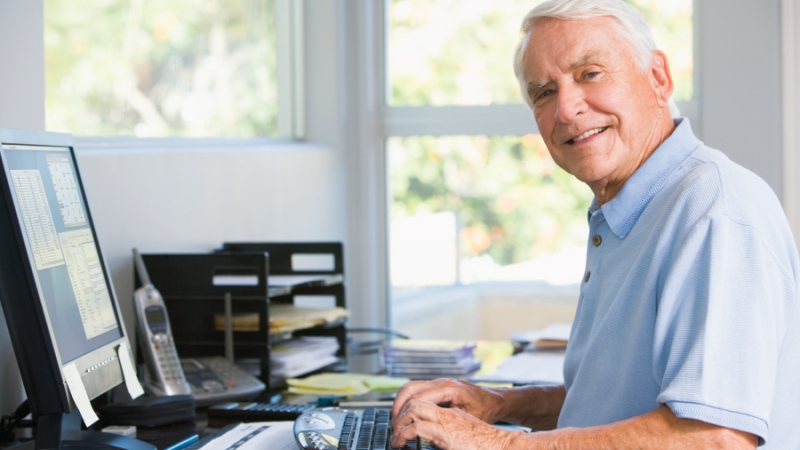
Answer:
[
  {"left": 700, "top": 0, "right": 784, "bottom": 198},
  {"left": 0, "top": 0, "right": 44, "bottom": 417}
]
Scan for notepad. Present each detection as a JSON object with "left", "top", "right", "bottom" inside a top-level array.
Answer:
[{"left": 286, "top": 373, "right": 410, "bottom": 396}]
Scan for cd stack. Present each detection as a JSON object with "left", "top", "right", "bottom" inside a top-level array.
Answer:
[{"left": 381, "top": 340, "right": 481, "bottom": 380}]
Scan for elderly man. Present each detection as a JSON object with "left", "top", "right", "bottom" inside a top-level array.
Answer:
[{"left": 390, "top": 0, "right": 800, "bottom": 449}]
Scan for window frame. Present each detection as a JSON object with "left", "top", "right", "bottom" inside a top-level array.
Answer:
[
  {"left": 375, "top": 0, "right": 703, "bottom": 315},
  {"left": 783, "top": 0, "right": 800, "bottom": 249}
]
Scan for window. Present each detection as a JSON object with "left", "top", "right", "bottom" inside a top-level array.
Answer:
[
  {"left": 45, "top": 0, "right": 278, "bottom": 137},
  {"left": 386, "top": 0, "right": 695, "bottom": 340}
]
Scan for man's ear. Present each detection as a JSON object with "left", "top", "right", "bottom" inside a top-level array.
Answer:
[{"left": 650, "top": 50, "right": 674, "bottom": 108}]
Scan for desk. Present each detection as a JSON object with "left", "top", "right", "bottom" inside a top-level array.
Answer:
[{"left": 100, "top": 340, "right": 541, "bottom": 449}]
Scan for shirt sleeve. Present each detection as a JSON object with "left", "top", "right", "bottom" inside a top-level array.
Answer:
[{"left": 653, "top": 212, "right": 796, "bottom": 446}]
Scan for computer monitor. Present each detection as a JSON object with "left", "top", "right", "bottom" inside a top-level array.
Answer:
[{"left": 0, "top": 128, "right": 153, "bottom": 450}]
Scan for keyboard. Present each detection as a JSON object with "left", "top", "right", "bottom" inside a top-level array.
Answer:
[
  {"left": 293, "top": 407, "right": 437, "bottom": 450},
  {"left": 208, "top": 401, "right": 314, "bottom": 426}
]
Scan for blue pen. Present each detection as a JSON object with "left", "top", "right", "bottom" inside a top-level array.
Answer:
[{"left": 164, "top": 434, "right": 200, "bottom": 450}]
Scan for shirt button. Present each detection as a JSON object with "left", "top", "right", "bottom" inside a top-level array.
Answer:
[
  {"left": 592, "top": 235, "right": 602, "bottom": 246},
  {"left": 584, "top": 271, "right": 591, "bottom": 282}
]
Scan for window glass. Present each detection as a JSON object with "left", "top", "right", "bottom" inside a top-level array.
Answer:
[
  {"left": 389, "top": 135, "right": 593, "bottom": 289},
  {"left": 387, "top": 0, "right": 693, "bottom": 106},
  {"left": 629, "top": 0, "right": 694, "bottom": 101},
  {"left": 45, "top": 0, "right": 277, "bottom": 137}
]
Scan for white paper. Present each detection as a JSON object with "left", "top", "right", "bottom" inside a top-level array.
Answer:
[
  {"left": 471, "top": 352, "right": 565, "bottom": 385},
  {"left": 269, "top": 275, "right": 329, "bottom": 286},
  {"left": 45, "top": 153, "right": 87, "bottom": 228},
  {"left": 59, "top": 228, "right": 118, "bottom": 339},
  {"left": 62, "top": 363, "right": 99, "bottom": 427},
  {"left": 538, "top": 323, "right": 572, "bottom": 341},
  {"left": 199, "top": 422, "right": 297, "bottom": 450},
  {"left": 117, "top": 341, "right": 145, "bottom": 399},
  {"left": 291, "top": 253, "right": 335, "bottom": 271},
  {"left": 293, "top": 295, "right": 336, "bottom": 309},
  {"left": 212, "top": 275, "right": 259, "bottom": 286},
  {"left": 512, "top": 323, "right": 573, "bottom": 343},
  {"left": 11, "top": 170, "right": 65, "bottom": 270},
  {"left": 511, "top": 330, "right": 540, "bottom": 343}
]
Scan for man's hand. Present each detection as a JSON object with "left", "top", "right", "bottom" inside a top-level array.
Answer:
[
  {"left": 391, "top": 378, "right": 505, "bottom": 425},
  {"left": 390, "top": 399, "right": 523, "bottom": 450}
]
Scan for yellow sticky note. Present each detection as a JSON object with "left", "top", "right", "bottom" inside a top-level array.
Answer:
[
  {"left": 287, "top": 373, "right": 368, "bottom": 393},
  {"left": 363, "top": 376, "right": 410, "bottom": 392}
]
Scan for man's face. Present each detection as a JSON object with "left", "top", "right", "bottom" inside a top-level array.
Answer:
[{"left": 521, "top": 17, "right": 670, "bottom": 191}]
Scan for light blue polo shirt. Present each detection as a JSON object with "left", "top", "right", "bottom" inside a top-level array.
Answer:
[{"left": 558, "top": 119, "right": 800, "bottom": 448}]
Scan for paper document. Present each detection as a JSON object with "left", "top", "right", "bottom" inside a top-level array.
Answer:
[
  {"left": 45, "top": 153, "right": 87, "bottom": 228},
  {"left": 117, "top": 341, "right": 145, "bottom": 399},
  {"left": 471, "top": 352, "right": 565, "bottom": 385},
  {"left": 197, "top": 422, "right": 296, "bottom": 450},
  {"left": 11, "top": 170, "right": 65, "bottom": 270},
  {"left": 512, "top": 323, "right": 572, "bottom": 344},
  {"left": 62, "top": 363, "right": 99, "bottom": 427},
  {"left": 539, "top": 323, "right": 572, "bottom": 341},
  {"left": 286, "top": 373, "right": 410, "bottom": 396},
  {"left": 59, "top": 228, "right": 118, "bottom": 339},
  {"left": 269, "top": 275, "right": 330, "bottom": 286}
]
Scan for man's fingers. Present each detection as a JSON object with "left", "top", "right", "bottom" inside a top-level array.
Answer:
[
  {"left": 390, "top": 402, "right": 446, "bottom": 448},
  {"left": 392, "top": 381, "right": 435, "bottom": 419},
  {"left": 393, "top": 399, "right": 437, "bottom": 433},
  {"left": 392, "top": 379, "right": 459, "bottom": 423},
  {"left": 392, "top": 420, "right": 445, "bottom": 449}
]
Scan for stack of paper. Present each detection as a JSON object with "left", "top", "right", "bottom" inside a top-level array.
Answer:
[
  {"left": 286, "top": 373, "right": 410, "bottom": 396},
  {"left": 381, "top": 340, "right": 481, "bottom": 380},
  {"left": 511, "top": 323, "right": 572, "bottom": 351},
  {"left": 269, "top": 305, "right": 349, "bottom": 335},
  {"left": 270, "top": 336, "right": 340, "bottom": 379}
]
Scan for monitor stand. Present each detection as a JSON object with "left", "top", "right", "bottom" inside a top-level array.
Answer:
[{"left": 12, "top": 410, "right": 155, "bottom": 450}]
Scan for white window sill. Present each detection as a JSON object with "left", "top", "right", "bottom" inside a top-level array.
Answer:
[{"left": 73, "top": 136, "right": 332, "bottom": 155}]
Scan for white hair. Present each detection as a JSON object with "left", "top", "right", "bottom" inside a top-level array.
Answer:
[{"left": 513, "top": 0, "right": 680, "bottom": 117}]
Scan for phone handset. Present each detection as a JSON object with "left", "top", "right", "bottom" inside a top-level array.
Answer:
[{"left": 132, "top": 248, "right": 192, "bottom": 396}]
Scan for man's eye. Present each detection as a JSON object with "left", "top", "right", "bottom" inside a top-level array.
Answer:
[
  {"left": 537, "top": 89, "right": 554, "bottom": 101},
  {"left": 585, "top": 71, "right": 600, "bottom": 79}
]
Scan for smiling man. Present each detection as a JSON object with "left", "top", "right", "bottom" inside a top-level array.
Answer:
[{"left": 390, "top": 1, "right": 800, "bottom": 449}]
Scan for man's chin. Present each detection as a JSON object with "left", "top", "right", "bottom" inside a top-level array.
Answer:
[{"left": 565, "top": 164, "right": 612, "bottom": 186}]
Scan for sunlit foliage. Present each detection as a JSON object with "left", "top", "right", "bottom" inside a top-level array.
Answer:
[
  {"left": 390, "top": 135, "right": 593, "bottom": 271},
  {"left": 388, "top": 0, "right": 693, "bottom": 105},
  {"left": 45, "top": 0, "right": 277, "bottom": 137}
]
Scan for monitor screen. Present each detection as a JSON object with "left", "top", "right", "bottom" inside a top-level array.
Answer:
[{"left": 0, "top": 143, "right": 122, "bottom": 365}]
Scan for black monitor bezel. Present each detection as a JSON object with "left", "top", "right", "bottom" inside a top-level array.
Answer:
[{"left": 0, "top": 128, "right": 130, "bottom": 417}]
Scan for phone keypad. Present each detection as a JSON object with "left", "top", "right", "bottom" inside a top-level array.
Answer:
[{"left": 156, "top": 339, "right": 185, "bottom": 382}]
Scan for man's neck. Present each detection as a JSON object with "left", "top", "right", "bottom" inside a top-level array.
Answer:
[{"left": 593, "top": 112, "right": 676, "bottom": 206}]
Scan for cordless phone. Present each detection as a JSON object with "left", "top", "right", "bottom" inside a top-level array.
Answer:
[
  {"left": 133, "top": 248, "right": 193, "bottom": 396},
  {"left": 132, "top": 249, "right": 266, "bottom": 405}
]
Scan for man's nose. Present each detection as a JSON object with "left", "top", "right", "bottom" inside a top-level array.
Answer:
[{"left": 554, "top": 83, "right": 587, "bottom": 123}]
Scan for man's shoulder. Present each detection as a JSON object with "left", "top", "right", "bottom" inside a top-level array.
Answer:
[
  {"left": 658, "top": 144, "right": 797, "bottom": 274},
  {"left": 670, "top": 145, "right": 781, "bottom": 223}
]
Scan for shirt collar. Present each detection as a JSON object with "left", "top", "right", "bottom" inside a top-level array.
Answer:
[{"left": 597, "top": 118, "right": 703, "bottom": 239}]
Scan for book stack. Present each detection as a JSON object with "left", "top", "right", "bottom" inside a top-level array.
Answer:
[
  {"left": 381, "top": 340, "right": 481, "bottom": 380},
  {"left": 270, "top": 336, "right": 341, "bottom": 379}
]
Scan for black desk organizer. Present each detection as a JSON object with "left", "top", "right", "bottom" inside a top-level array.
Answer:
[
  {"left": 136, "top": 252, "right": 272, "bottom": 388},
  {"left": 137, "top": 243, "right": 347, "bottom": 392},
  {"left": 217, "top": 242, "right": 347, "bottom": 364}
]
